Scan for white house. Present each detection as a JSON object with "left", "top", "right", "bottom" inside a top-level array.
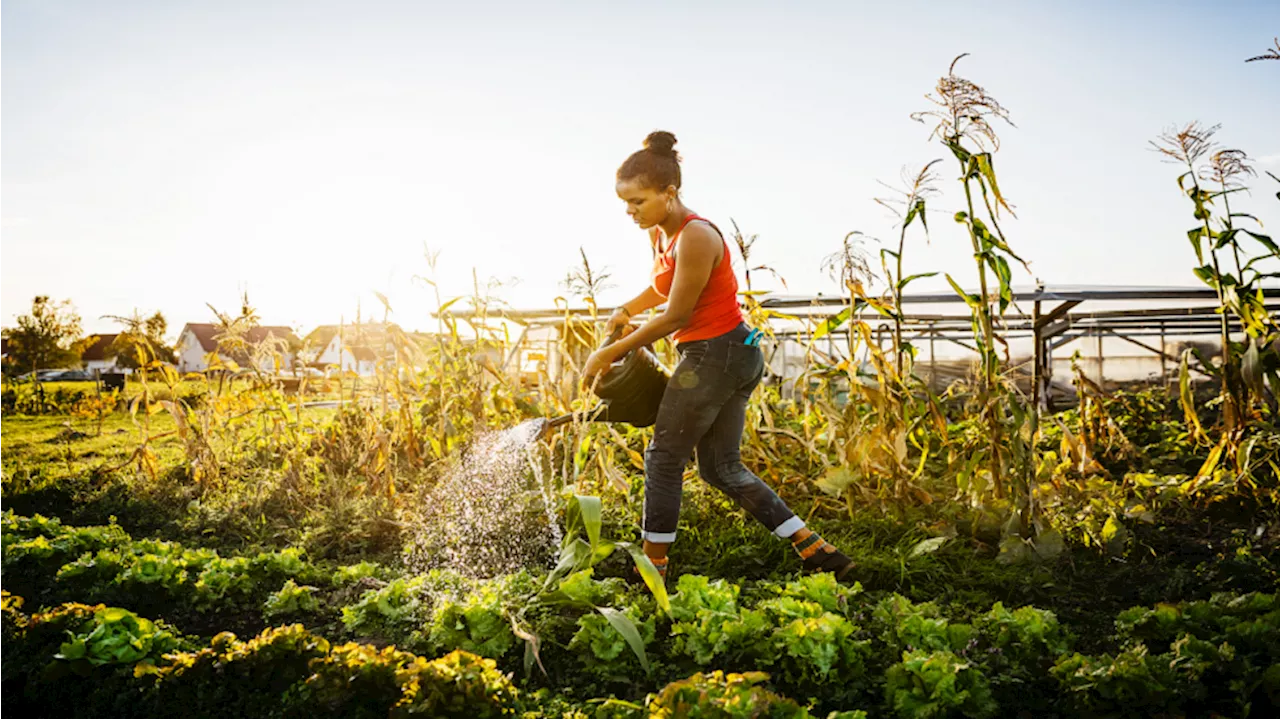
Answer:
[
  {"left": 175, "top": 323, "right": 300, "bottom": 373},
  {"left": 303, "top": 323, "right": 402, "bottom": 375},
  {"left": 79, "top": 334, "right": 123, "bottom": 374}
]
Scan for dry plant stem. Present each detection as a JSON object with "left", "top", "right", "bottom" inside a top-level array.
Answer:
[{"left": 893, "top": 222, "right": 907, "bottom": 377}]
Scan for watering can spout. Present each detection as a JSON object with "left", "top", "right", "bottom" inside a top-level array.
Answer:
[{"left": 536, "top": 405, "right": 606, "bottom": 439}]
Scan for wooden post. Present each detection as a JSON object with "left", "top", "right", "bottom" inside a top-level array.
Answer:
[
  {"left": 773, "top": 335, "right": 783, "bottom": 396},
  {"left": 1096, "top": 331, "right": 1105, "bottom": 391},
  {"left": 1032, "top": 299, "right": 1043, "bottom": 410},
  {"left": 1159, "top": 321, "right": 1168, "bottom": 389},
  {"left": 929, "top": 327, "right": 937, "bottom": 393}
]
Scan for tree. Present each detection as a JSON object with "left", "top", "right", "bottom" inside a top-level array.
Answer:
[
  {"left": 3, "top": 296, "right": 84, "bottom": 376},
  {"left": 104, "top": 310, "right": 176, "bottom": 368}
]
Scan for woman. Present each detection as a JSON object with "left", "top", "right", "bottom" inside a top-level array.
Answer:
[{"left": 582, "top": 131, "right": 854, "bottom": 582}]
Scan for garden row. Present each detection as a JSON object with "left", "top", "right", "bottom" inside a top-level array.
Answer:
[{"left": 4, "top": 511, "right": 1277, "bottom": 717}]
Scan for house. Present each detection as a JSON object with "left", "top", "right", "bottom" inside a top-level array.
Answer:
[
  {"left": 79, "top": 334, "right": 122, "bottom": 374},
  {"left": 175, "top": 323, "right": 300, "bottom": 373},
  {"left": 302, "top": 322, "right": 411, "bottom": 375}
]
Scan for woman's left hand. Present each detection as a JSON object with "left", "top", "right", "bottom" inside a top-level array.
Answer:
[{"left": 583, "top": 348, "right": 617, "bottom": 386}]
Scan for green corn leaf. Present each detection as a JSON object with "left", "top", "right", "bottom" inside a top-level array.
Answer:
[
  {"left": 596, "top": 607, "right": 650, "bottom": 673},
  {"left": 575, "top": 495, "right": 602, "bottom": 550},
  {"left": 1192, "top": 265, "right": 1217, "bottom": 288},
  {"left": 1213, "top": 228, "right": 1239, "bottom": 251},
  {"left": 947, "top": 140, "right": 971, "bottom": 164},
  {"left": 573, "top": 436, "right": 591, "bottom": 477},
  {"left": 1243, "top": 229, "right": 1279, "bottom": 257},
  {"left": 898, "top": 272, "right": 939, "bottom": 293},
  {"left": 812, "top": 307, "right": 853, "bottom": 342},
  {"left": 621, "top": 542, "right": 672, "bottom": 618},
  {"left": 905, "top": 197, "right": 928, "bottom": 230},
  {"left": 945, "top": 274, "right": 981, "bottom": 309},
  {"left": 1187, "top": 227, "right": 1206, "bottom": 263},
  {"left": 1190, "top": 346, "right": 1220, "bottom": 378},
  {"left": 986, "top": 255, "right": 1013, "bottom": 312},
  {"left": 974, "top": 153, "right": 1010, "bottom": 212}
]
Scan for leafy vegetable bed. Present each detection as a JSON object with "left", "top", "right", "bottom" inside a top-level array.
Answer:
[{"left": 5, "top": 512, "right": 1277, "bottom": 717}]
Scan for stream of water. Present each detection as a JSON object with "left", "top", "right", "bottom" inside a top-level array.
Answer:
[{"left": 405, "top": 418, "right": 563, "bottom": 578}]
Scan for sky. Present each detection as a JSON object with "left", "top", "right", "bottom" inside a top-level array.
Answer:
[{"left": 3, "top": 0, "right": 1279, "bottom": 338}]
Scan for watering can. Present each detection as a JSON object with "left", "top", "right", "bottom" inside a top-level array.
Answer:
[{"left": 540, "top": 326, "right": 670, "bottom": 435}]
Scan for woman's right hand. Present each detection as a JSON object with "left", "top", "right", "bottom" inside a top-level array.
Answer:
[{"left": 604, "top": 308, "right": 634, "bottom": 340}]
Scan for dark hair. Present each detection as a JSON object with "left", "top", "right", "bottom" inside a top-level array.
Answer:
[{"left": 617, "top": 130, "right": 681, "bottom": 190}]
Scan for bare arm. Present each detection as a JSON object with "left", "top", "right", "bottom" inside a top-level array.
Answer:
[
  {"left": 602, "top": 223, "right": 720, "bottom": 358},
  {"left": 616, "top": 286, "right": 665, "bottom": 318}
]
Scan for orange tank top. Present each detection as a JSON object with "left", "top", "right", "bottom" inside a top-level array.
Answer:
[{"left": 650, "top": 214, "right": 744, "bottom": 343}]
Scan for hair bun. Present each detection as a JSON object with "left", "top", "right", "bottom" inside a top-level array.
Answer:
[{"left": 643, "top": 130, "right": 679, "bottom": 159}]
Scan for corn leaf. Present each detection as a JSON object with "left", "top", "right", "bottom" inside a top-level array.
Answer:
[
  {"left": 812, "top": 307, "right": 853, "bottom": 342},
  {"left": 596, "top": 607, "right": 650, "bottom": 673},
  {"left": 574, "top": 495, "right": 602, "bottom": 550},
  {"left": 621, "top": 542, "right": 672, "bottom": 618}
]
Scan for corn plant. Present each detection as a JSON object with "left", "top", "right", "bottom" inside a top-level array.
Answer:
[
  {"left": 912, "top": 54, "right": 1036, "bottom": 527},
  {"left": 801, "top": 230, "right": 948, "bottom": 509},
  {"left": 874, "top": 160, "right": 942, "bottom": 377},
  {"left": 1151, "top": 123, "right": 1279, "bottom": 491}
]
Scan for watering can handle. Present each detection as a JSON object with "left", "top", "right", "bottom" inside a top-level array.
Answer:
[
  {"left": 599, "top": 324, "right": 654, "bottom": 361},
  {"left": 602, "top": 326, "right": 626, "bottom": 348}
]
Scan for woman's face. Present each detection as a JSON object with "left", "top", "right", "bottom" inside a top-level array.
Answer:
[{"left": 616, "top": 178, "right": 673, "bottom": 230}]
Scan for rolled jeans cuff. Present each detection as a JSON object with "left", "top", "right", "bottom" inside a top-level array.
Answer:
[
  {"left": 641, "top": 530, "right": 678, "bottom": 543},
  {"left": 772, "top": 516, "right": 806, "bottom": 538}
]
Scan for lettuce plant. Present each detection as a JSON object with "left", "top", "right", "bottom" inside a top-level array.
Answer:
[
  {"left": 884, "top": 649, "right": 997, "bottom": 719},
  {"left": 55, "top": 606, "right": 181, "bottom": 668}
]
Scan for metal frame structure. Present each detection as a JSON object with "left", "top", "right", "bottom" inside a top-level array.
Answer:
[{"left": 442, "top": 284, "right": 1279, "bottom": 406}]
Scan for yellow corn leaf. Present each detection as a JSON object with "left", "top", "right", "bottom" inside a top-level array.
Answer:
[{"left": 1179, "top": 351, "right": 1205, "bottom": 442}]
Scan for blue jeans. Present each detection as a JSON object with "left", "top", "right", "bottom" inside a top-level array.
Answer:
[{"left": 642, "top": 323, "right": 805, "bottom": 543}]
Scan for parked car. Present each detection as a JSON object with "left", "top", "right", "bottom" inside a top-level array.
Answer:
[
  {"left": 14, "top": 369, "right": 79, "bottom": 382},
  {"left": 42, "top": 370, "right": 95, "bottom": 382}
]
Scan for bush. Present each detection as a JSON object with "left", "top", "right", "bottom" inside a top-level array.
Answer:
[
  {"left": 341, "top": 570, "right": 468, "bottom": 643},
  {"left": 143, "top": 625, "right": 331, "bottom": 716},
  {"left": 883, "top": 650, "right": 997, "bottom": 719},
  {"left": 56, "top": 605, "right": 182, "bottom": 668},
  {"left": 669, "top": 575, "right": 760, "bottom": 665},
  {"left": 649, "top": 670, "right": 812, "bottom": 718},
  {"left": 286, "top": 642, "right": 423, "bottom": 718},
  {"left": 392, "top": 649, "right": 520, "bottom": 718},
  {"left": 264, "top": 579, "right": 320, "bottom": 620}
]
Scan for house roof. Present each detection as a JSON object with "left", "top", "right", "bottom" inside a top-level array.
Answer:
[
  {"left": 304, "top": 322, "right": 402, "bottom": 347},
  {"left": 303, "top": 323, "right": 420, "bottom": 364},
  {"left": 302, "top": 325, "right": 341, "bottom": 351},
  {"left": 80, "top": 334, "right": 120, "bottom": 361},
  {"left": 181, "top": 323, "right": 300, "bottom": 352}
]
